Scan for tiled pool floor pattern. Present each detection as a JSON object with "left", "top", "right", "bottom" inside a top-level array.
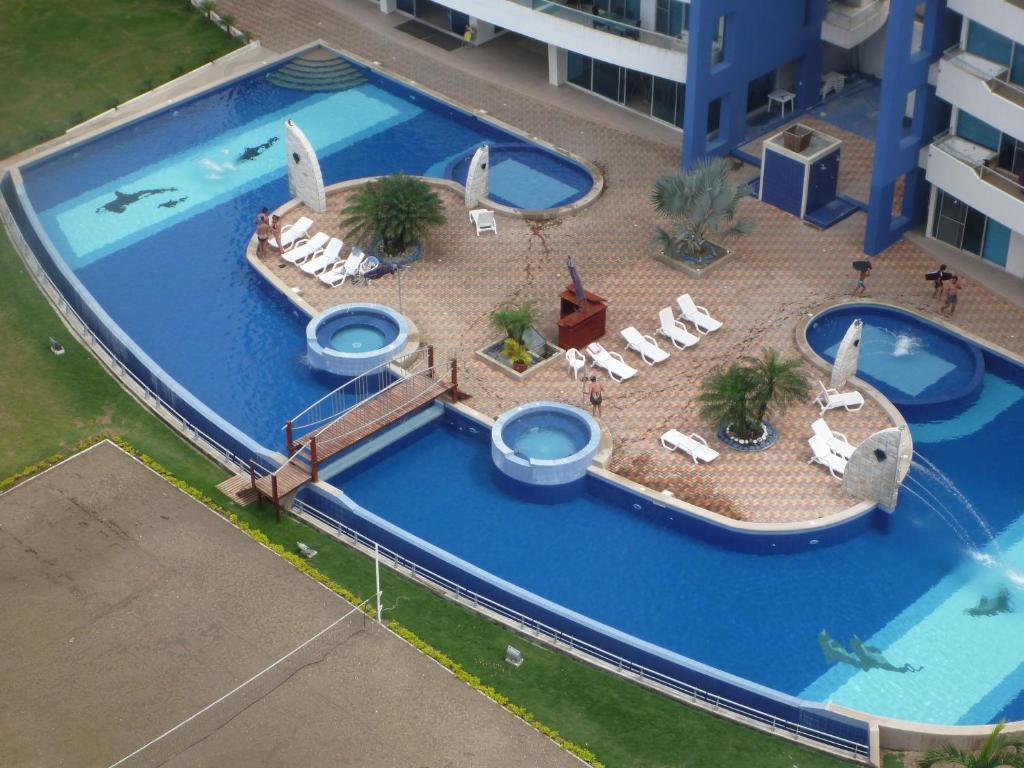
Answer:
[{"left": 227, "top": 0, "right": 1024, "bottom": 524}]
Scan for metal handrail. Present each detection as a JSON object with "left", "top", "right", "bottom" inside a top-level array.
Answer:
[
  {"left": 287, "top": 345, "right": 430, "bottom": 434},
  {"left": 292, "top": 496, "right": 870, "bottom": 759}
]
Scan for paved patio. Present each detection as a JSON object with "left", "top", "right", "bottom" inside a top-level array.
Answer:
[{"left": 228, "top": 0, "right": 1024, "bottom": 524}]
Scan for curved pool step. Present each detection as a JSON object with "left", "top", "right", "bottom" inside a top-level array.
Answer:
[{"left": 267, "top": 56, "right": 369, "bottom": 92}]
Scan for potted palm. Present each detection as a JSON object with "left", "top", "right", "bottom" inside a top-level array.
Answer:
[
  {"left": 698, "top": 348, "right": 808, "bottom": 450},
  {"left": 918, "top": 721, "right": 1024, "bottom": 768},
  {"left": 651, "top": 157, "right": 753, "bottom": 274},
  {"left": 490, "top": 301, "right": 540, "bottom": 371},
  {"left": 340, "top": 173, "right": 447, "bottom": 265}
]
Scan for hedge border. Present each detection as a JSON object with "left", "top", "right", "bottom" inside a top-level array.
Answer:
[{"left": 1, "top": 434, "right": 605, "bottom": 768}]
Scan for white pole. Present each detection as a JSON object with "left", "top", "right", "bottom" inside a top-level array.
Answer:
[{"left": 375, "top": 542, "right": 382, "bottom": 624}]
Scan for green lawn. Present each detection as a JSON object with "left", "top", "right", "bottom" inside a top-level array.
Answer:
[
  {"left": 0, "top": 4, "right": 855, "bottom": 766},
  {"left": 0, "top": 0, "right": 238, "bottom": 158}
]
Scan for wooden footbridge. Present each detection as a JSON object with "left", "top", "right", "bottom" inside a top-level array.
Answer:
[{"left": 244, "top": 347, "right": 458, "bottom": 519}]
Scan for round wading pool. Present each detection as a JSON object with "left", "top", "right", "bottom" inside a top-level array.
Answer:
[
  {"left": 307, "top": 303, "right": 409, "bottom": 377},
  {"left": 491, "top": 402, "right": 600, "bottom": 486}
]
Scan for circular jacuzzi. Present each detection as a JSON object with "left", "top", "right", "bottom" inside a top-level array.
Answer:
[
  {"left": 491, "top": 402, "right": 601, "bottom": 486},
  {"left": 306, "top": 303, "right": 409, "bottom": 377}
]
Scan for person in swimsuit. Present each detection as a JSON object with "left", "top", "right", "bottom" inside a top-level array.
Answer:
[
  {"left": 931, "top": 263, "right": 947, "bottom": 298},
  {"left": 854, "top": 264, "right": 871, "bottom": 297},
  {"left": 255, "top": 215, "right": 271, "bottom": 258},
  {"left": 940, "top": 275, "right": 962, "bottom": 317},
  {"left": 586, "top": 375, "right": 604, "bottom": 417},
  {"left": 269, "top": 214, "right": 282, "bottom": 253}
]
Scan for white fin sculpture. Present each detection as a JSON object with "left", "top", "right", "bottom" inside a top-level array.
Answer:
[
  {"left": 285, "top": 119, "right": 326, "bottom": 213},
  {"left": 464, "top": 144, "right": 489, "bottom": 209},
  {"left": 830, "top": 318, "right": 862, "bottom": 389},
  {"left": 841, "top": 425, "right": 908, "bottom": 512}
]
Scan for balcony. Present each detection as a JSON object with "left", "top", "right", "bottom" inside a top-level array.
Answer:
[
  {"left": 926, "top": 134, "right": 1024, "bottom": 232},
  {"left": 439, "top": 0, "right": 689, "bottom": 81},
  {"left": 936, "top": 47, "right": 1024, "bottom": 140},
  {"left": 947, "top": 0, "right": 1024, "bottom": 46},
  {"left": 821, "top": 0, "right": 889, "bottom": 49}
]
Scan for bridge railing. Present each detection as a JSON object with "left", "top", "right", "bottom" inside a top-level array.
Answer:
[{"left": 285, "top": 345, "right": 434, "bottom": 449}]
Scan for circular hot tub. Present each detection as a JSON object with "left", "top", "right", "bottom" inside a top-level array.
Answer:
[
  {"left": 491, "top": 402, "right": 601, "bottom": 486},
  {"left": 307, "top": 303, "right": 409, "bottom": 377}
]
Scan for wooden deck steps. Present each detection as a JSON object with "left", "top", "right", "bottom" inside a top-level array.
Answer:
[
  {"left": 217, "top": 473, "right": 259, "bottom": 506},
  {"left": 254, "top": 460, "right": 311, "bottom": 500}
]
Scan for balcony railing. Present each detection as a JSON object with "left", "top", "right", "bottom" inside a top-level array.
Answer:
[
  {"left": 943, "top": 45, "right": 1024, "bottom": 112},
  {"left": 507, "top": 0, "right": 689, "bottom": 52},
  {"left": 824, "top": 0, "right": 884, "bottom": 31},
  {"left": 933, "top": 133, "right": 1024, "bottom": 201}
]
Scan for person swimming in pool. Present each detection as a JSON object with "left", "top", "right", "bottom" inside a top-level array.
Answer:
[{"left": 585, "top": 375, "right": 604, "bottom": 417}]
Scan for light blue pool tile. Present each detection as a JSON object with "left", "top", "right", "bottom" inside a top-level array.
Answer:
[{"left": 490, "top": 159, "right": 577, "bottom": 209}]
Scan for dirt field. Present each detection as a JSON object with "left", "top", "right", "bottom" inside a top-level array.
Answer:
[{"left": 0, "top": 441, "right": 581, "bottom": 767}]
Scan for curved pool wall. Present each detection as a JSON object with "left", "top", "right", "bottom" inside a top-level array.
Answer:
[
  {"left": 304, "top": 405, "right": 871, "bottom": 754},
  {"left": 307, "top": 303, "right": 408, "bottom": 377},
  {"left": 806, "top": 304, "right": 985, "bottom": 420},
  {"left": 491, "top": 402, "right": 600, "bottom": 486}
]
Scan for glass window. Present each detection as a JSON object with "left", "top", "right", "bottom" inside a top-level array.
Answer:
[
  {"left": 652, "top": 77, "right": 678, "bottom": 124},
  {"left": 568, "top": 52, "right": 592, "bottom": 89},
  {"left": 592, "top": 60, "right": 622, "bottom": 103},
  {"left": 746, "top": 69, "right": 776, "bottom": 115},
  {"left": 707, "top": 96, "right": 721, "bottom": 137},
  {"left": 397, "top": 0, "right": 414, "bottom": 13},
  {"left": 957, "top": 110, "right": 1001, "bottom": 152},
  {"left": 655, "top": 0, "right": 685, "bottom": 36},
  {"left": 1012, "top": 44, "right": 1024, "bottom": 87},
  {"left": 962, "top": 207, "right": 986, "bottom": 255},
  {"left": 982, "top": 219, "right": 1011, "bottom": 267},
  {"left": 934, "top": 191, "right": 966, "bottom": 248},
  {"left": 624, "top": 70, "right": 652, "bottom": 113},
  {"left": 965, "top": 22, "right": 1013, "bottom": 67}
]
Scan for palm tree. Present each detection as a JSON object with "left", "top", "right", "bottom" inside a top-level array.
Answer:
[
  {"left": 697, "top": 349, "right": 808, "bottom": 442},
  {"left": 650, "top": 157, "right": 753, "bottom": 263},
  {"left": 743, "top": 348, "right": 809, "bottom": 426},
  {"left": 490, "top": 301, "right": 539, "bottom": 345},
  {"left": 918, "top": 722, "right": 1024, "bottom": 768},
  {"left": 340, "top": 174, "right": 446, "bottom": 260},
  {"left": 698, "top": 364, "right": 758, "bottom": 440}
]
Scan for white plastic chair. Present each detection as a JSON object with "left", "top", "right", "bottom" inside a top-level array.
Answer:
[
  {"left": 565, "top": 347, "right": 586, "bottom": 380},
  {"left": 282, "top": 231, "right": 329, "bottom": 265},
  {"left": 271, "top": 215, "right": 314, "bottom": 251},
  {"left": 585, "top": 342, "right": 637, "bottom": 382},
  {"left": 808, "top": 433, "right": 847, "bottom": 480},
  {"left": 300, "top": 238, "right": 344, "bottom": 275},
  {"left": 620, "top": 327, "right": 669, "bottom": 366},
  {"left": 656, "top": 307, "right": 700, "bottom": 349},
  {"left": 814, "top": 380, "right": 865, "bottom": 415},
  {"left": 676, "top": 294, "right": 723, "bottom": 334},
  {"left": 661, "top": 429, "right": 719, "bottom": 464},
  {"left": 469, "top": 209, "right": 497, "bottom": 236},
  {"left": 319, "top": 247, "right": 367, "bottom": 287},
  {"left": 811, "top": 418, "right": 855, "bottom": 460}
]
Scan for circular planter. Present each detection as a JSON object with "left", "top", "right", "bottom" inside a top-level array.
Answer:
[
  {"left": 491, "top": 402, "right": 601, "bottom": 486},
  {"left": 306, "top": 303, "right": 409, "bottom": 377},
  {"left": 716, "top": 420, "right": 778, "bottom": 452},
  {"left": 371, "top": 239, "right": 424, "bottom": 268}
]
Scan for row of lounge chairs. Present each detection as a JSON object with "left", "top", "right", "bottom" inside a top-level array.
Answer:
[
  {"left": 566, "top": 294, "right": 724, "bottom": 382},
  {"left": 272, "top": 217, "right": 377, "bottom": 287}
]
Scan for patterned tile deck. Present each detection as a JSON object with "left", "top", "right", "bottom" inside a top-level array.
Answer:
[{"left": 232, "top": 0, "right": 1024, "bottom": 523}]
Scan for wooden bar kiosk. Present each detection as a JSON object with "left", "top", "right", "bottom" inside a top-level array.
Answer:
[{"left": 557, "top": 285, "right": 607, "bottom": 350}]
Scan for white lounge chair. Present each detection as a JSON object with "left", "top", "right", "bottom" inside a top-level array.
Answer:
[
  {"left": 814, "top": 380, "right": 865, "bottom": 415},
  {"left": 299, "top": 238, "right": 344, "bottom": 275},
  {"left": 621, "top": 327, "right": 669, "bottom": 366},
  {"left": 656, "top": 307, "right": 700, "bottom": 349},
  {"left": 469, "top": 209, "right": 497, "bottom": 236},
  {"left": 811, "top": 418, "right": 855, "bottom": 460},
  {"left": 565, "top": 347, "right": 586, "bottom": 380},
  {"left": 318, "top": 247, "right": 366, "bottom": 287},
  {"left": 809, "top": 433, "right": 847, "bottom": 480},
  {"left": 676, "top": 294, "right": 723, "bottom": 334},
  {"left": 270, "top": 215, "right": 314, "bottom": 251},
  {"left": 661, "top": 429, "right": 719, "bottom": 464},
  {"left": 282, "top": 231, "right": 329, "bottom": 265},
  {"left": 586, "top": 342, "right": 637, "bottom": 382}
]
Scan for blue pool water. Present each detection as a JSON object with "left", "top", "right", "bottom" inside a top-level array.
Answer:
[
  {"left": 17, "top": 50, "right": 592, "bottom": 452},
  {"left": 11, "top": 45, "right": 1024, "bottom": 726},
  {"left": 330, "top": 324, "right": 387, "bottom": 352},
  {"left": 329, "top": 305, "right": 1024, "bottom": 724},
  {"left": 513, "top": 426, "right": 578, "bottom": 460}
]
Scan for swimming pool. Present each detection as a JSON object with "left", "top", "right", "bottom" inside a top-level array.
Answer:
[
  {"left": 5, "top": 42, "right": 1023, "bottom": 743},
  {"left": 8, "top": 45, "right": 594, "bottom": 457}
]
